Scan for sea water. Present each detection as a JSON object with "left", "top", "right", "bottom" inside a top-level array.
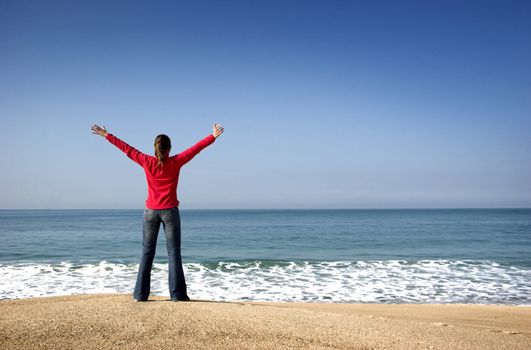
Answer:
[{"left": 0, "top": 209, "right": 530, "bottom": 304}]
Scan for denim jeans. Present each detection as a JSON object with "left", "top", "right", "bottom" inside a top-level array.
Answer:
[{"left": 133, "top": 207, "right": 188, "bottom": 301}]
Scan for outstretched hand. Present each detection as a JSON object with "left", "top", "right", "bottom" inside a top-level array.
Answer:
[
  {"left": 213, "top": 123, "right": 224, "bottom": 139},
  {"left": 91, "top": 124, "right": 108, "bottom": 137}
]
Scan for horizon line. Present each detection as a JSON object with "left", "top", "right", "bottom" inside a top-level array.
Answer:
[{"left": 1, "top": 207, "right": 530, "bottom": 211}]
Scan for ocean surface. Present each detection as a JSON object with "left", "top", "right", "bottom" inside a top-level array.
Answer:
[{"left": 0, "top": 209, "right": 530, "bottom": 304}]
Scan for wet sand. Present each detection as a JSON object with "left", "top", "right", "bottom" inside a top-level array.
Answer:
[{"left": 1, "top": 294, "right": 530, "bottom": 349}]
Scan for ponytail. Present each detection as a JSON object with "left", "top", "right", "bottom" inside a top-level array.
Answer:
[{"left": 154, "top": 134, "right": 171, "bottom": 168}]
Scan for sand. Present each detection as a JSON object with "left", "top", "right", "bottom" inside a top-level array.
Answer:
[{"left": 1, "top": 294, "right": 530, "bottom": 349}]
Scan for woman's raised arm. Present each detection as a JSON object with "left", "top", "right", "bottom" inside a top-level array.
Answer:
[
  {"left": 91, "top": 124, "right": 148, "bottom": 167},
  {"left": 177, "top": 123, "right": 224, "bottom": 166}
]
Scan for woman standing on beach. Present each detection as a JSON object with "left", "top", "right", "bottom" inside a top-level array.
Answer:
[{"left": 91, "top": 123, "right": 224, "bottom": 302}]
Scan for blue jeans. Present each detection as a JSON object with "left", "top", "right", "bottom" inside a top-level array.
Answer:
[{"left": 133, "top": 207, "right": 188, "bottom": 301}]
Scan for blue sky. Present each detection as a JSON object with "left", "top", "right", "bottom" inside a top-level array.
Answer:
[{"left": 1, "top": 0, "right": 530, "bottom": 209}]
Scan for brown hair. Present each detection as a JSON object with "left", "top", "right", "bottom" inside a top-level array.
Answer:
[{"left": 154, "top": 134, "right": 171, "bottom": 168}]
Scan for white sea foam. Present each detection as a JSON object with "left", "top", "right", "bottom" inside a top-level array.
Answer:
[{"left": 1, "top": 260, "right": 530, "bottom": 304}]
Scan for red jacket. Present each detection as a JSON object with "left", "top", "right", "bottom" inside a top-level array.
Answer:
[{"left": 106, "top": 133, "right": 216, "bottom": 209}]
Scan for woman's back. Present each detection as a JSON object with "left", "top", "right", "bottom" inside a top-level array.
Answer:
[{"left": 104, "top": 133, "right": 216, "bottom": 209}]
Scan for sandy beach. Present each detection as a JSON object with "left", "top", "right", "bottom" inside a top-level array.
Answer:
[{"left": 0, "top": 294, "right": 529, "bottom": 349}]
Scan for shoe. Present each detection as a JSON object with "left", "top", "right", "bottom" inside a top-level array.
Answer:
[
  {"left": 134, "top": 299, "right": 147, "bottom": 302},
  {"left": 171, "top": 296, "right": 190, "bottom": 302}
]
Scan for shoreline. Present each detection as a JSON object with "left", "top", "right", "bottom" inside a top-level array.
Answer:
[
  {"left": 2, "top": 294, "right": 531, "bottom": 307},
  {"left": 1, "top": 294, "right": 530, "bottom": 349}
]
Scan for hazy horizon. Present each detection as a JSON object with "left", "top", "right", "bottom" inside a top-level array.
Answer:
[{"left": 1, "top": 208, "right": 530, "bottom": 211}]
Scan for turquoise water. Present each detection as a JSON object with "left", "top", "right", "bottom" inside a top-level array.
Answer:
[{"left": 1, "top": 209, "right": 530, "bottom": 303}]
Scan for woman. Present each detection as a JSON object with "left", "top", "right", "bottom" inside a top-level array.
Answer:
[{"left": 91, "top": 123, "right": 224, "bottom": 302}]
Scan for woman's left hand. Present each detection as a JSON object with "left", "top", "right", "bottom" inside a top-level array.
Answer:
[{"left": 91, "top": 124, "right": 108, "bottom": 137}]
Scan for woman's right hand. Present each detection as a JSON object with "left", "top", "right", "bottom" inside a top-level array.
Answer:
[
  {"left": 91, "top": 124, "right": 108, "bottom": 137},
  {"left": 213, "top": 123, "right": 224, "bottom": 139}
]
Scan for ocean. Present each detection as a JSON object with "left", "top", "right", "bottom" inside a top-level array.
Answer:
[{"left": 0, "top": 209, "right": 530, "bottom": 304}]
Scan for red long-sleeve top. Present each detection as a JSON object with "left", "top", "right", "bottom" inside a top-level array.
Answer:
[{"left": 105, "top": 133, "right": 216, "bottom": 209}]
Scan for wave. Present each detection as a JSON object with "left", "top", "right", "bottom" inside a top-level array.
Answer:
[{"left": 1, "top": 260, "right": 530, "bottom": 304}]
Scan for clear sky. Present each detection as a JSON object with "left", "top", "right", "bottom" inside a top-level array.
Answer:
[{"left": 1, "top": 0, "right": 530, "bottom": 209}]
